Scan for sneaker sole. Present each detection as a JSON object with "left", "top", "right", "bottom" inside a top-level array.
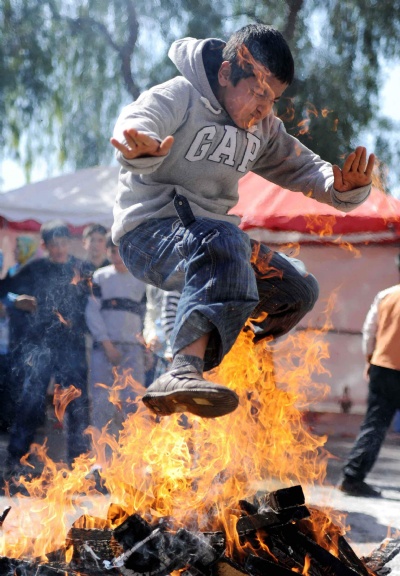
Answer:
[
  {"left": 142, "top": 388, "right": 239, "bottom": 418},
  {"left": 338, "top": 485, "right": 382, "bottom": 498}
]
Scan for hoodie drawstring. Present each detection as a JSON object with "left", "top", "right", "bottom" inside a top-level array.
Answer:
[{"left": 200, "top": 97, "right": 222, "bottom": 115}]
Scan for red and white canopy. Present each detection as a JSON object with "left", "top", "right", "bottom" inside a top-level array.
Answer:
[
  {"left": 231, "top": 172, "right": 400, "bottom": 242},
  {"left": 1, "top": 166, "right": 399, "bottom": 241}
]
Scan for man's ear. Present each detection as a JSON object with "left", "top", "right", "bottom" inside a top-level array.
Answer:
[{"left": 218, "top": 61, "right": 231, "bottom": 86}]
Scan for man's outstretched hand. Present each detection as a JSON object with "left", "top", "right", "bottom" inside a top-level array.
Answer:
[
  {"left": 110, "top": 128, "right": 174, "bottom": 160},
  {"left": 333, "top": 146, "right": 375, "bottom": 192}
]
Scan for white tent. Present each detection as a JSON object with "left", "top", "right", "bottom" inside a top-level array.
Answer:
[{"left": 0, "top": 165, "right": 119, "bottom": 229}]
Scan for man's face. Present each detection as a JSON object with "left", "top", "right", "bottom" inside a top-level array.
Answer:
[
  {"left": 217, "top": 62, "right": 288, "bottom": 130},
  {"left": 83, "top": 232, "right": 107, "bottom": 261},
  {"left": 108, "top": 245, "right": 127, "bottom": 271},
  {"left": 45, "top": 237, "right": 70, "bottom": 264}
]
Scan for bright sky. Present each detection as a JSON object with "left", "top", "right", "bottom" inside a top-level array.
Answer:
[
  {"left": 382, "top": 64, "right": 400, "bottom": 120},
  {"left": 380, "top": 63, "right": 400, "bottom": 198},
  {"left": 1, "top": 65, "right": 400, "bottom": 195}
]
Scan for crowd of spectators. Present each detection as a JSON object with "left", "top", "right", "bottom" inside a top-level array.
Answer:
[{"left": 0, "top": 220, "right": 175, "bottom": 484}]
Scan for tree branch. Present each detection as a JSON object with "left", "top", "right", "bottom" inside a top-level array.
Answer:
[
  {"left": 283, "top": 0, "right": 304, "bottom": 41},
  {"left": 47, "top": 0, "right": 140, "bottom": 99},
  {"left": 119, "top": 0, "right": 140, "bottom": 99}
]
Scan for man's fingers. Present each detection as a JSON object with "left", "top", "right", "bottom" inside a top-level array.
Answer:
[
  {"left": 332, "top": 164, "right": 343, "bottom": 187},
  {"left": 365, "top": 153, "right": 376, "bottom": 178},
  {"left": 158, "top": 135, "right": 174, "bottom": 155},
  {"left": 125, "top": 130, "right": 153, "bottom": 148},
  {"left": 111, "top": 130, "right": 174, "bottom": 158},
  {"left": 343, "top": 147, "right": 373, "bottom": 176},
  {"left": 110, "top": 137, "right": 128, "bottom": 154},
  {"left": 353, "top": 146, "right": 367, "bottom": 172},
  {"left": 345, "top": 147, "right": 364, "bottom": 172},
  {"left": 349, "top": 147, "right": 375, "bottom": 179},
  {"left": 341, "top": 151, "right": 356, "bottom": 174}
]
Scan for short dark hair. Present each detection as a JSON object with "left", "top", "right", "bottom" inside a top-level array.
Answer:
[
  {"left": 105, "top": 232, "right": 116, "bottom": 249},
  {"left": 40, "top": 220, "right": 71, "bottom": 245},
  {"left": 223, "top": 23, "right": 294, "bottom": 86},
  {"left": 82, "top": 223, "right": 108, "bottom": 239}
]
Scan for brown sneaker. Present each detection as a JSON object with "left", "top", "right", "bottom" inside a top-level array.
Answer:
[{"left": 142, "top": 366, "right": 239, "bottom": 418}]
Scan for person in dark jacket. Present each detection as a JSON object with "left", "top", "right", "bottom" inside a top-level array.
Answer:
[{"left": 0, "top": 220, "right": 91, "bottom": 479}]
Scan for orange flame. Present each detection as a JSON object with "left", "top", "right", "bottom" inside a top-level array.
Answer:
[
  {"left": 304, "top": 214, "right": 364, "bottom": 256},
  {"left": 54, "top": 310, "right": 71, "bottom": 327},
  {"left": 296, "top": 103, "right": 318, "bottom": 136},
  {"left": 332, "top": 237, "right": 362, "bottom": 257},
  {"left": 0, "top": 307, "right": 345, "bottom": 566},
  {"left": 279, "top": 97, "right": 296, "bottom": 123},
  {"left": 304, "top": 214, "right": 336, "bottom": 237},
  {"left": 279, "top": 243, "right": 301, "bottom": 258},
  {"left": 236, "top": 45, "right": 280, "bottom": 129},
  {"left": 53, "top": 384, "right": 82, "bottom": 423},
  {"left": 281, "top": 101, "right": 338, "bottom": 138},
  {"left": 70, "top": 266, "right": 84, "bottom": 286},
  {"left": 250, "top": 241, "right": 282, "bottom": 279}
]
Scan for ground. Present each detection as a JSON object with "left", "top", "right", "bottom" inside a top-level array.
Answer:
[{"left": 306, "top": 412, "right": 400, "bottom": 572}]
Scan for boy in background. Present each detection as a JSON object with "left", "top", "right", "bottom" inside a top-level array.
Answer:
[
  {"left": 80, "top": 223, "right": 110, "bottom": 277},
  {"left": 85, "top": 233, "right": 147, "bottom": 436}
]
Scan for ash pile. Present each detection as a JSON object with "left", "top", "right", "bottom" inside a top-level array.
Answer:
[{"left": 1, "top": 485, "right": 399, "bottom": 576}]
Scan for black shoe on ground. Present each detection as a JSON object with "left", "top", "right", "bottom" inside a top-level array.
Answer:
[
  {"left": 339, "top": 477, "right": 382, "bottom": 498},
  {"left": 142, "top": 366, "right": 239, "bottom": 418}
]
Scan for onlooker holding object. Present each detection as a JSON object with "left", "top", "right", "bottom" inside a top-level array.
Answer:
[{"left": 1, "top": 220, "right": 90, "bottom": 479}]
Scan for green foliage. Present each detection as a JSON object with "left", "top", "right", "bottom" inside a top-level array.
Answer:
[{"left": 0, "top": 0, "right": 399, "bottom": 190}]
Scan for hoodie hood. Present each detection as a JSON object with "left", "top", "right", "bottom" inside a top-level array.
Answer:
[{"left": 168, "top": 37, "right": 225, "bottom": 114}]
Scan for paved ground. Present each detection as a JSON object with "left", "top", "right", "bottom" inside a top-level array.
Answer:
[
  {"left": 1, "top": 409, "right": 400, "bottom": 573},
  {"left": 307, "top": 411, "right": 400, "bottom": 572}
]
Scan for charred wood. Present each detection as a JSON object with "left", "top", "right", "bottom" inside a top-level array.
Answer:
[
  {"left": 361, "top": 537, "right": 400, "bottom": 575},
  {"left": 264, "top": 485, "right": 305, "bottom": 512},
  {"left": 236, "top": 504, "right": 310, "bottom": 535},
  {"left": 245, "top": 553, "right": 303, "bottom": 576},
  {"left": 110, "top": 517, "right": 221, "bottom": 576},
  {"left": 66, "top": 526, "right": 122, "bottom": 572},
  {"left": 281, "top": 524, "right": 364, "bottom": 576},
  {"left": 337, "top": 535, "right": 372, "bottom": 576},
  {"left": 0, "top": 555, "right": 85, "bottom": 576},
  {"left": 3, "top": 488, "right": 400, "bottom": 576},
  {"left": 0, "top": 505, "right": 11, "bottom": 527}
]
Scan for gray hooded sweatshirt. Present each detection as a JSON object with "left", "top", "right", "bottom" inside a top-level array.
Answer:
[{"left": 111, "top": 37, "right": 370, "bottom": 244}]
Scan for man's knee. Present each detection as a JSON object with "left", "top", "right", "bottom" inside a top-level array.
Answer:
[
  {"left": 251, "top": 267, "right": 319, "bottom": 342},
  {"left": 301, "top": 272, "right": 319, "bottom": 313}
]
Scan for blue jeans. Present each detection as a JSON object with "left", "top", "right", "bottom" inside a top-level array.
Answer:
[
  {"left": 8, "top": 341, "right": 90, "bottom": 466},
  {"left": 343, "top": 364, "right": 400, "bottom": 481},
  {"left": 119, "top": 200, "right": 319, "bottom": 372}
]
